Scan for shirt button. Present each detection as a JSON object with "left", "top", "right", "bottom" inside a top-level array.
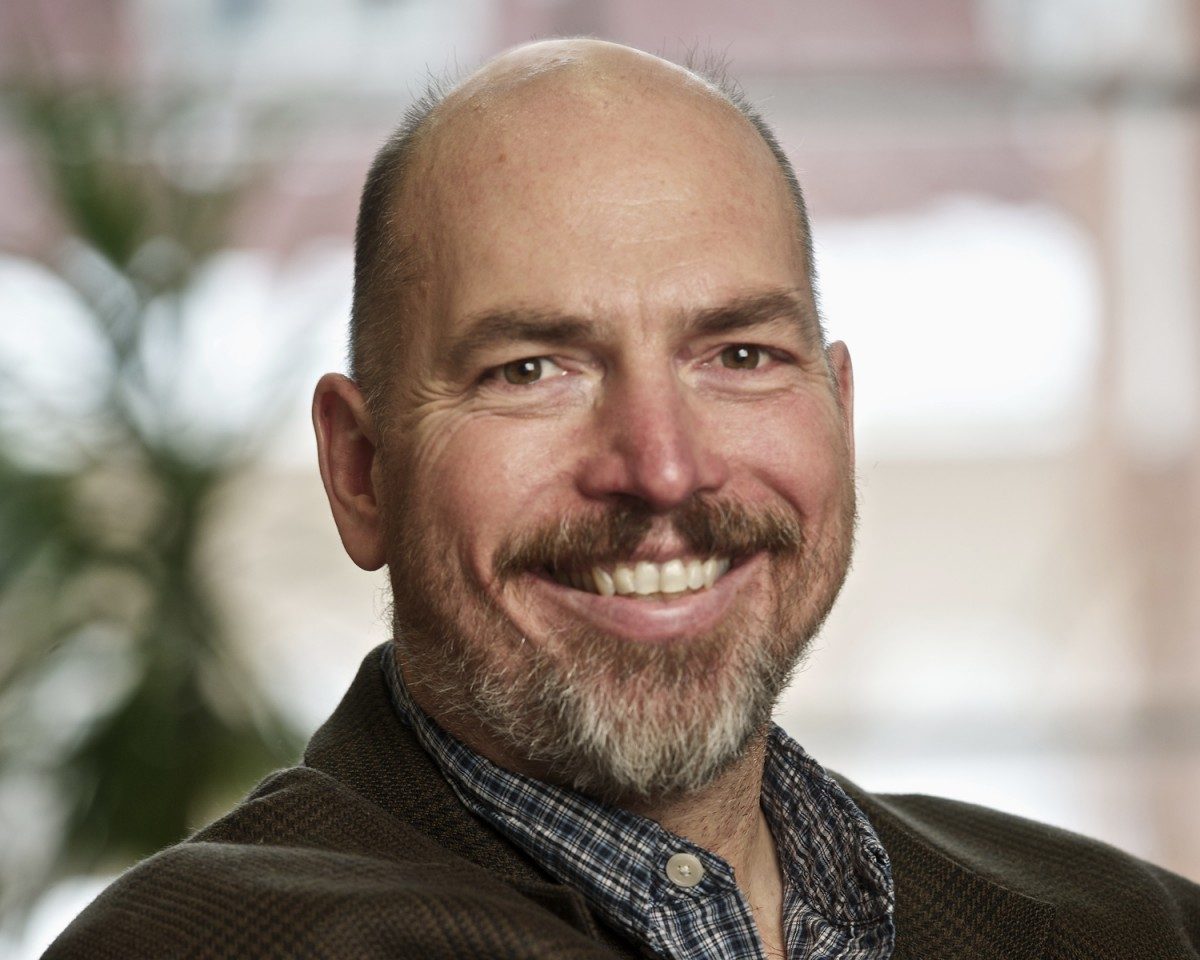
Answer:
[{"left": 665, "top": 852, "right": 704, "bottom": 888}]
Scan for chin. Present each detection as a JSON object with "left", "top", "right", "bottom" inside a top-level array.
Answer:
[
  {"left": 407, "top": 565, "right": 828, "bottom": 803},
  {"left": 390, "top": 486, "right": 856, "bottom": 801}
]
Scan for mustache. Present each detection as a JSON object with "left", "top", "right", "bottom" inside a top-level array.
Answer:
[{"left": 493, "top": 496, "right": 805, "bottom": 581}]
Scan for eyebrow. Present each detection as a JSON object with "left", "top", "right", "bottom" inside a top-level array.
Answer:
[
  {"left": 444, "top": 310, "right": 609, "bottom": 376},
  {"left": 686, "top": 290, "right": 822, "bottom": 345},
  {"left": 443, "top": 288, "right": 821, "bottom": 377}
]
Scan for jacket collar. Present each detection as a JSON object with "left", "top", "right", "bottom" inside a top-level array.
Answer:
[
  {"left": 302, "top": 644, "right": 640, "bottom": 957},
  {"left": 305, "top": 645, "right": 1053, "bottom": 960},
  {"left": 839, "top": 780, "right": 1054, "bottom": 960}
]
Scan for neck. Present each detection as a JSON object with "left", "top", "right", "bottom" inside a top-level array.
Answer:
[
  {"left": 625, "top": 735, "right": 767, "bottom": 872},
  {"left": 400, "top": 653, "right": 788, "bottom": 955},
  {"left": 626, "top": 734, "right": 787, "bottom": 958}
]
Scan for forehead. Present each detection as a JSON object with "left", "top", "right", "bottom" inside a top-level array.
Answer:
[{"left": 406, "top": 59, "right": 807, "bottom": 345}]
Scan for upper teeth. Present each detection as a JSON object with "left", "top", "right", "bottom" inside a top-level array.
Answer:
[{"left": 553, "top": 557, "right": 732, "bottom": 596}]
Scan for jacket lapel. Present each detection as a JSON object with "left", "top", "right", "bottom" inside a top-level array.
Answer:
[
  {"left": 308, "top": 648, "right": 1055, "bottom": 960},
  {"left": 303, "top": 645, "right": 642, "bottom": 958},
  {"left": 305, "top": 646, "right": 567, "bottom": 887},
  {"left": 844, "top": 783, "right": 1055, "bottom": 960}
]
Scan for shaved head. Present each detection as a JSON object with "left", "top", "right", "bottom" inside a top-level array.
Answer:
[
  {"left": 316, "top": 38, "right": 856, "bottom": 803},
  {"left": 349, "top": 40, "right": 819, "bottom": 417}
]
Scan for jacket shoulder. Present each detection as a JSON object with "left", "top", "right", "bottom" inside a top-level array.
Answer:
[
  {"left": 42, "top": 766, "right": 617, "bottom": 960},
  {"left": 856, "top": 786, "right": 1200, "bottom": 955}
]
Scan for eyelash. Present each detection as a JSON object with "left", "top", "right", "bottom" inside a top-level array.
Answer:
[
  {"left": 480, "top": 342, "right": 792, "bottom": 390},
  {"left": 483, "top": 356, "right": 571, "bottom": 388}
]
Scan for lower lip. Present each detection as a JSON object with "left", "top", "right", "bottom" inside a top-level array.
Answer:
[{"left": 523, "top": 555, "right": 764, "bottom": 644}]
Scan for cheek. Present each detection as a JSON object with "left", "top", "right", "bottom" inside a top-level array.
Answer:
[
  {"left": 717, "top": 397, "right": 849, "bottom": 511},
  {"left": 408, "top": 413, "right": 574, "bottom": 570}
]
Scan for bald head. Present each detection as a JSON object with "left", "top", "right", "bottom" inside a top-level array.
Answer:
[{"left": 351, "top": 40, "right": 818, "bottom": 414}]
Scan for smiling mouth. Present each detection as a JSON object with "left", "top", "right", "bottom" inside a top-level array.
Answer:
[{"left": 546, "top": 556, "right": 734, "bottom": 597}]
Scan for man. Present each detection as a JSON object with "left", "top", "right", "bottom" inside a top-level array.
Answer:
[{"left": 46, "top": 39, "right": 1199, "bottom": 960}]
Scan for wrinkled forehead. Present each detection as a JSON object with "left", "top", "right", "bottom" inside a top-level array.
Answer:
[{"left": 395, "top": 46, "right": 806, "bottom": 344}]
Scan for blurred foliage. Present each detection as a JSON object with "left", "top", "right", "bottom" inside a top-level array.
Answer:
[{"left": 0, "top": 81, "right": 306, "bottom": 924}]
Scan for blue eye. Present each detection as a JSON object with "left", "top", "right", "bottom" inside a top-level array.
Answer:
[{"left": 719, "top": 345, "right": 766, "bottom": 370}]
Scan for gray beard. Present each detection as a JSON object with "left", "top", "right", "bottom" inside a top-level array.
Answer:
[
  {"left": 398, "top": 606, "right": 790, "bottom": 803},
  {"left": 385, "top": 459, "right": 856, "bottom": 804},
  {"left": 390, "top": 533, "right": 851, "bottom": 805}
]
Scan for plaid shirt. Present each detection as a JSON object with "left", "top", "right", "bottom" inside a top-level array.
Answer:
[{"left": 382, "top": 646, "right": 895, "bottom": 960}]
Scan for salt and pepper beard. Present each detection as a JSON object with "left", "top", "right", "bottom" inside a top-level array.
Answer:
[{"left": 385, "top": 475, "right": 857, "bottom": 805}]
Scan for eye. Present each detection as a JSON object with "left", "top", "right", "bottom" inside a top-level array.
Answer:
[
  {"left": 498, "top": 356, "right": 566, "bottom": 385},
  {"left": 718, "top": 344, "right": 768, "bottom": 370}
]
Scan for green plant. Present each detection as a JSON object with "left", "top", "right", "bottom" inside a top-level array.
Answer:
[{"left": 0, "top": 82, "right": 306, "bottom": 924}]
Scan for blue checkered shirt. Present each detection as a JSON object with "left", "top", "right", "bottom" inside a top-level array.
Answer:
[{"left": 382, "top": 645, "right": 895, "bottom": 960}]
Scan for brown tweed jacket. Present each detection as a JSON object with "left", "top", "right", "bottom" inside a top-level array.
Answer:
[{"left": 46, "top": 646, "right": 1200, "bottom": 959}]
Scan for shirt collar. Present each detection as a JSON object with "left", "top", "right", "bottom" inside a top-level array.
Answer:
[{"left": 382, "top": 643, "right": 894, "bottom": 958}]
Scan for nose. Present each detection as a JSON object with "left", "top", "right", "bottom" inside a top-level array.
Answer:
[{"left": 575, "top": 367, "right": 729, "bottom": 511}]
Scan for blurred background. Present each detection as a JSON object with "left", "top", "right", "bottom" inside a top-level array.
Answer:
[{"left": 2, "top": 0, "right": 1198, "bottom": 953}]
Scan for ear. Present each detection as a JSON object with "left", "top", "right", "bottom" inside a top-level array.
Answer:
[
  {"left": 826, "top": 341, "right": 855, "bottom": 463},
  {"left": 312, "top": 373, "right": 386, "bottom": 571}
]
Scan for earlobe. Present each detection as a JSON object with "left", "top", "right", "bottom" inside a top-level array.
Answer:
[{"left": 312, "top": 373, "right": 387, "bottom": 571}]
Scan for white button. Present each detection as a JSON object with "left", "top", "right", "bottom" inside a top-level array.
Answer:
[{"left": 665, "top": 852, "right": 704, "bottom": 888}]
